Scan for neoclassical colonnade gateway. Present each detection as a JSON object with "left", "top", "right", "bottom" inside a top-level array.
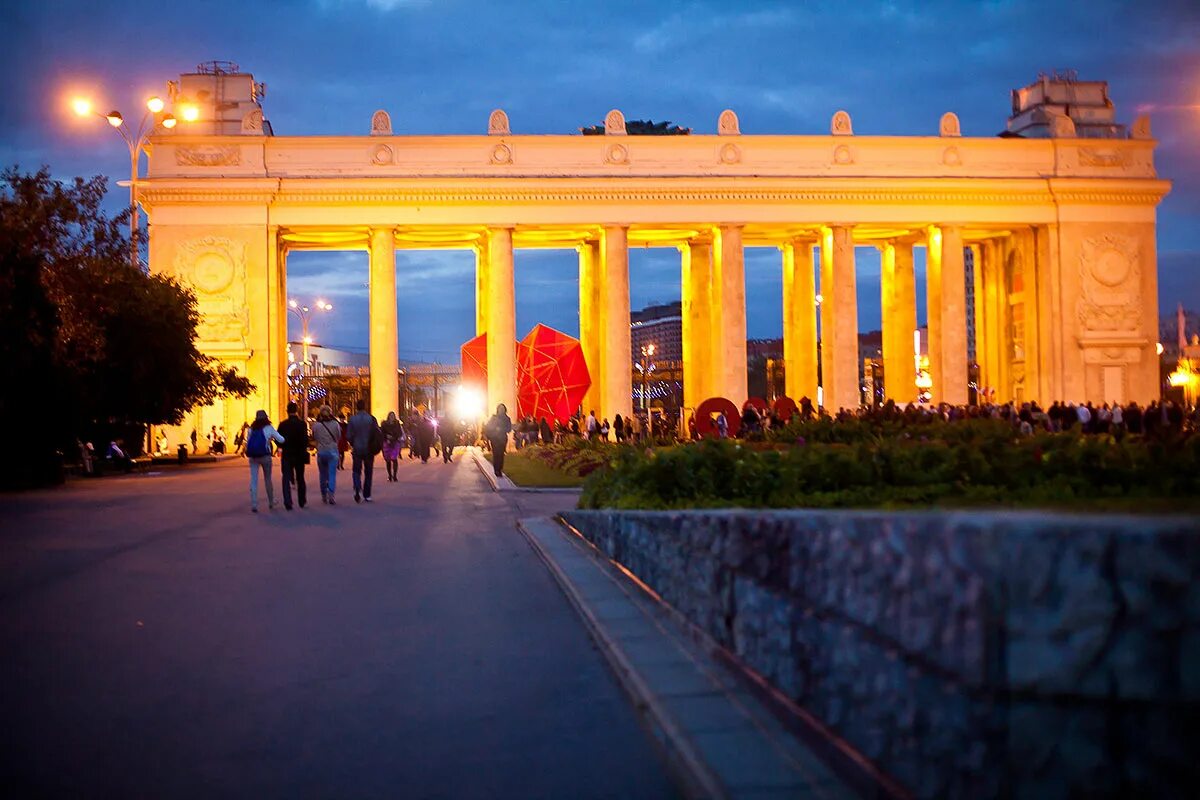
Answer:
[{"left": 142, "top": 102, "right": 1169, "bottom": 429}]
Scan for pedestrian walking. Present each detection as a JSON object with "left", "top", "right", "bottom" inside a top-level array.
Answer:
[
  {"left": 312, "top": 405, "right": 341, "bottom": 505},
  {"left": 439, "top": 416, "right": 457, "bottom": 462},
  {"left": 245, "top": 410, "right": 285, "bottom": 513},
  {"left": 277, "top": 401, "right": 310, "bottom": 510},
  {"left": 485, "top": 403, "right": 513, "bottom": 477},
  {"left": 346, "top": 400, "right": 382, "bottom": 503},
  {"left": 336, "top": 410, "right": 349, "bottom": 470},
  {"left": 416, "top": 413, "right": 436, "bottom": 463},
  {"left": 381, "top": 411, "right": 403, "bottom": 482}
]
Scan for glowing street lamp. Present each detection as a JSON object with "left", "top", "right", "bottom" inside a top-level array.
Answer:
[
  {"left": 640, "top": 343, "right": 656, "bottom": 412},
  {"left": 70, "top": 93, "right": 183, "bottom": 268},
  {"left": 288, "top": 298, "right": 333, "bottom": 364}
]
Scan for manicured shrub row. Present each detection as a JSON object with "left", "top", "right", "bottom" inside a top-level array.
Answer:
[{"left": 578, "top": 419, "right": 1200, "bottom": 510}]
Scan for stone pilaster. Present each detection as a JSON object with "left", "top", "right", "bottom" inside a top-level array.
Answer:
[
  {"left": 682, "top": 239, "right": 713, "bottom": 410},
  {"left": 578, "top": 240, "right": 603, "bottom": 417},
  {"left": 713, "top": 225, "right": 747, "bottom": 406},
  {"left": 941, "top": 225, "right": 969, "bottom": 406},
  {"left": 925, "top": 226, "right": 944, "bottom": 404},
  {"left": 368, "top": 228, "right": 398, "bottom": 417},
  {"left": 485, "top": 227, "right": 516, "bottom": 417},
  {"left": 600, "top": 226, "right": 632, "bottom": 422},
  {"left": 474, "top": 236, "right": 489, "bottom": 337},
  {"left": 782, "top": 239, "right": 818, "bottom": 403}
]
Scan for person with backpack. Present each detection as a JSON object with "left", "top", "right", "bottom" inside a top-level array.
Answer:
[
  {"left": 312, "top": 405, "right": 342, "bottom": 504},
  {"left": 276, "top": 401, "right": 310, "bottom": 510},
  {"left": 345, "top": 400, "right": 382, "bottom": 503},
  {"left": 245, "top": 410, "right": 285, "bottom": 513}
]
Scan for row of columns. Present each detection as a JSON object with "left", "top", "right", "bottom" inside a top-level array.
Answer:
[{"left": 361, "top": 223, "right": 982, "bottom": 423}]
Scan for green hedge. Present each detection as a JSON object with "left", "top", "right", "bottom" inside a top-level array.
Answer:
[{"left": 578, "top": 419, "right": 1200, "bottom": 510}]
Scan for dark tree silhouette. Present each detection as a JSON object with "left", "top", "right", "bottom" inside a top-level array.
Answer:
[{"left": 580, "top": 119, "right": 691, "bottom": 135}]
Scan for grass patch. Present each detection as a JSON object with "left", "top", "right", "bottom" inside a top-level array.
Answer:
[{"left": 503, "top": 453, "right": 585, "bottom": 488}]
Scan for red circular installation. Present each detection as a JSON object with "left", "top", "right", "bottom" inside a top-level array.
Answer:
[
  {"left": 772, "top": 396, "right": 798, "bottom": 422},
  {"left": 694, "top": 397, "right": 741, "bottom": 438}
]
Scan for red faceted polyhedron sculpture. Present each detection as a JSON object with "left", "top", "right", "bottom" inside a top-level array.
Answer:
[
  {"left": 516, "top": 324, "right": 591, "bottom": 423},
  {"left": 461, "top": 333, "right": 488, "bottom": 393}
]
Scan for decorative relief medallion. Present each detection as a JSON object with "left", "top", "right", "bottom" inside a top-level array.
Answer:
[
  {"left": 1076, "top": 234, "right": 1142, "bottom": 333},
  {"left": 831, "top": 110, "right": 853, "bottom": 136},
  {"left": 717, "top": 109, "right": 740, "bottom": 135},
  {"left": 240, "top": 108, "right": 263, "bottom": 133},
  {"left": 604, "top": 109, "right": 627, "bottom": 135},
  {"left": 718, "top": 143, "right": 741, "bottom": 164},
  {"left": 488, "top": 109, "right": 510, "bottom": 135},
  {"left": 939, "top": 112, "right": 961, "bottom": 137},
  {"left": 172, "top": 237, "right": 249, "bottom": 345},
  {"left": 832, "top": 144, "right": 854, "bottom": 164},
  {"left": 370, "top": 110, "right": 392, "bottom": 136},
  {"left": 1078, "top": 148, "right": 1130, "bottom": 168},
  {"left": 605, "top": 143, "right": 630, "bottom": 164},
  {"left": 942, "top": 146, "right": 962, "bottom": 166},
  {"left": 175, "top": 146, "right": 241, "bottom": 166},
  {"left": 371, "top": 144, "right": 394, "bottom": 165},
  {"left": 490, "top": 143, "right": 513, "bottom": 164}
]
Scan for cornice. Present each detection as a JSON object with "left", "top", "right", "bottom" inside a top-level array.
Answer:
[{"left": 138, "top": 182, "right": 1169, "bottom": 207}]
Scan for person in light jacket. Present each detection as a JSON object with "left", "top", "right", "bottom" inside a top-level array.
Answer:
[
  {"left": 312, "top": 405, "right": 342, "bottom": 505},
  {"left": 244, "top": 410, "right": 285, "bottom": 513}
]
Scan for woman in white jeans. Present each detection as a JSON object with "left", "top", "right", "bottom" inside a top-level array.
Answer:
[
  {"left": 311, "top": 404, "right": 342, "bottom": 505},
  {"left": 244, "top": 410, "right": 285, "bottom": 512}
]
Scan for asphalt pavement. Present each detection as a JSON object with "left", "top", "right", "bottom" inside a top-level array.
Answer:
[{"left": 0, "top": 453, "right": 677, "bottom": 799}]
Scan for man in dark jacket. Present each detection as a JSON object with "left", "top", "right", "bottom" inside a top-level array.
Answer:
[
  {"left": 277, "top": 401, "right": 310, "bottom": 510},
  {"left": 485, "top": 404, "right": 512, "bottom": 477},
  {"left": 345, "top": 400, "right": 381, "bottom": 503}
]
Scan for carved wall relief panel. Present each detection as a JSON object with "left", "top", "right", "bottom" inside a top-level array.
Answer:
[
  {"left": 172, "top": 236, "right": 250, "bottom": 347},
  {"left": 1075, "top": 234, "right": 1142, "bottom": 333},
  {"left": 175, "top": 146, "right": 241, "bottom": 166}
]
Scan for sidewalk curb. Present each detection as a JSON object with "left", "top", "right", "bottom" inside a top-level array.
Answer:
[
  {"left": 468, "top": 446, "right": 517, "bottom": 492},
  {"left": 516, "top": 516, "right": 726, "bottom": 800},
  {"left": 468, "top": 447, "right": 582, "bottom": 495}
]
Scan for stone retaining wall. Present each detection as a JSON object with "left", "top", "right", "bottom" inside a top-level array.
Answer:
[{"left": 560, "top": 509, "right": 1200, "bottom": 799}]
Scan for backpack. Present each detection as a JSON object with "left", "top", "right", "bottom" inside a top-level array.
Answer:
[
  {"left": 368, "top": 422, "right": 383, "bottom": 456},
  {"left": 245, "top": 427, "right": 269, "bottom": 457}
]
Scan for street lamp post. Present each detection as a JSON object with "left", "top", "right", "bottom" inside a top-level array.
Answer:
[
  {"left": 640, "top": 343, "right": 656, "bottom": 412},
  {"left": 71, "top": 95, "right": 182, "bottom": 269},
  {"left": 288, "top": 298, "right": 333, "bottom": 420}
]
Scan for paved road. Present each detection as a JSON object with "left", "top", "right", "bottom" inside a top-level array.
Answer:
[{"left": 0, "top": 454, "right": 676, "bottom": 799}]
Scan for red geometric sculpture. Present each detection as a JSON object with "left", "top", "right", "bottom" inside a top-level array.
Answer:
[
  {"left": 461, "top": 333, "right": 488, "bottom": 393},
  {"left": 515, "top": 324, "right": 591, "bottom": 423}
]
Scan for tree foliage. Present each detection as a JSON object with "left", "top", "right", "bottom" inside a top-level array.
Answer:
[
  {"left": 580, "top": 119, "right": 691, "bottom": 135},
  {"left": 0, "top": 166, "right": 252, "bottom": 481}
]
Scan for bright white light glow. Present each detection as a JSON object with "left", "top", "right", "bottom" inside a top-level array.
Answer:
[
  {"left": 454, "top": 385, "right": 485, "bottom": 420},
  {"left": 71, "top": 98, "right": 91, "bottom": 116},
  {"left": 146, "top": 96, "right": 164, "bottom": 113}
]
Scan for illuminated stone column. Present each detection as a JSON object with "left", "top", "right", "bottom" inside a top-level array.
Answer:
[
  {"left": 267, "top": 227, "right": 286, "bottom": 419},
  {"left": 368, "top": 227, "right": 398, "bottom": 417},
  {"left": 819, "top": 228, "right": 835, "bottom": 407},
  {"left": 474, "top": 236, "right": 489, "bottom": 336},
  {"left": 578, "top": 240, "right": 603, "bottom": 417},
  {"left": 829, "top": 226, "right": 860, "bottom": 410},
  {"left": 940, "top": 225, "right": 969, "bottom": 406},
  {"left": 925, "top": 226, "right": 944, "bottom": 404},
  {"left": 970, "top": 243, "right": 986, "bottom": 399},
  {"left": 782, "top": 238, "right": 818, "bottom": 402},
  {"left": 486, "top": 227, "right": 516, "bottom": 417},
  {"left": 890, "top": 241, "right": 918, "bottom": 402},
  {"left": 682, "top": 239, "right": 713, "bottom": 409},
  {"left": 712, "top": 225, "right": 747, "bottom": 406},
  {"left": 600, "top": 226, "right": 632, "bottom": 422}
]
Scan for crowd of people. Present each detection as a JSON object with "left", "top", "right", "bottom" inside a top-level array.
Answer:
[{"left": 238, "top": 401, "right": 480, "bottom": 513}]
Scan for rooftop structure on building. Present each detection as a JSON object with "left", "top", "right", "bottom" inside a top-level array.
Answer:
[
  {"left": 167, "top": 60, "right": 271, "bottom": 136},
  {"left": 1004, "top": 70, "right": 1126, "bottom": 138}
]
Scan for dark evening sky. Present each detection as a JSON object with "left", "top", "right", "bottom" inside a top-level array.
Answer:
[{"left": 3, "top": 0, "right": 1198, "bottom": 362}]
